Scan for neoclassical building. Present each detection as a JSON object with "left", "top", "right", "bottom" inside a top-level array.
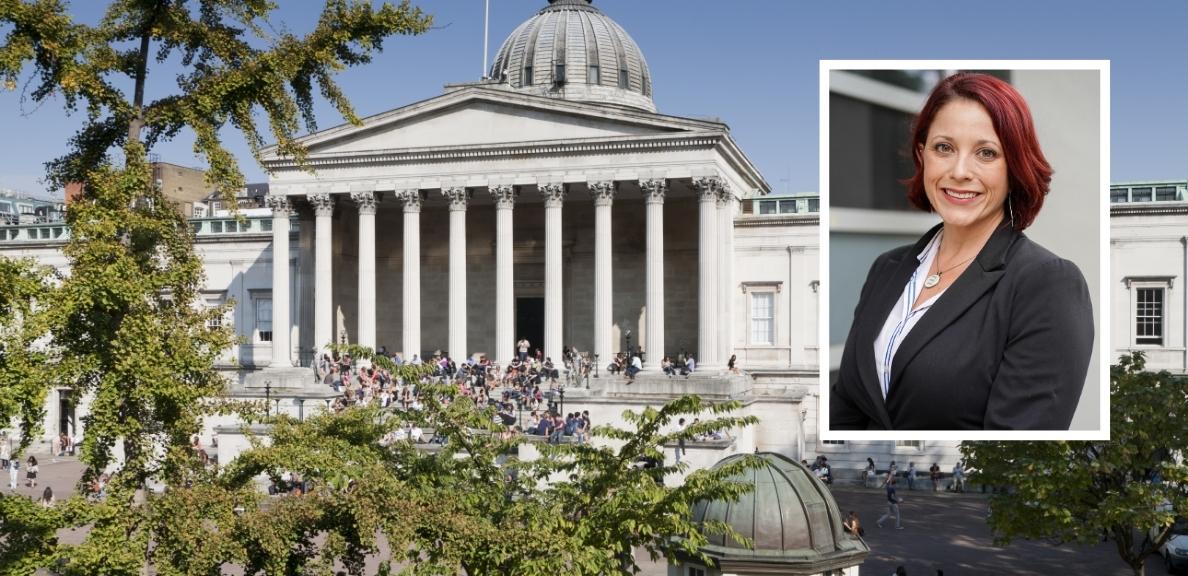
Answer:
[{"left": 258, "top": 0, "right": 776, "bottom": 372}]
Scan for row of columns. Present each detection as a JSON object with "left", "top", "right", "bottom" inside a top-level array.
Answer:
[{"left": 267, "top": 177, "right": 736, "bottom": 371}]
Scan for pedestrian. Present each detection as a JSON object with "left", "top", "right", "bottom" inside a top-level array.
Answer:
[
  {"left": 906, "top": 462, "right": 917, "bottom": 491},
  {"left": 40, "top": 486, "right": 54, "bottom": 507},
  {"left": 952, "top": 460, "right": 965, "bottom": 493},
  {"left": 0, "top": 431, "right": 9, "bottom": 469},
  {"left": 25, "top": 455, "right": 38, "bottom": 488},
  {"left": 929, "top": 462, "right": 941, "bottom": 492},
  {"left": 675, "top": 418, "right": 687, "bottom": 464},
  {"left": 843, "top": 510, "right": 864, "bottom": 536},
  {"left": 7, "top": 458, "right": 17, "bottom": 490},
  {"left": 864, "top": 457, "right": 877, "bottom": 488},
  {"left": 876, "top": 477, "right": 904, "bottom": 529}
]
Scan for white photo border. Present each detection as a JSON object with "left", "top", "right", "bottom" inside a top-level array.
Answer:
[{"left": 818, "top": 59, "right": 1111, "bottom": 441}]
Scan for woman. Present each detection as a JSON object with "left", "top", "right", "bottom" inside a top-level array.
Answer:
[
  {"left": 831, "top": 72, "right": 1093, "bottom": 431},
  {"left": 25, "top": 455, "right": 38, "bottom": 488},
  {"left": 40, "top": 486, "right": 54, "bottom": 507}
]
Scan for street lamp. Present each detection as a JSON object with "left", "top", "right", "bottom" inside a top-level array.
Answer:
[
  {"left": 295, "top": 398, "right": 305, "bottom": 422},
  {"left": 264, "top": 379, "right": 272, "bottom": 418},
  {"left": 594, "top": 354, "right": 600, "bottom": 378},
  {"left": 558, "top": 388, "right": 565, "bottom": 418}
]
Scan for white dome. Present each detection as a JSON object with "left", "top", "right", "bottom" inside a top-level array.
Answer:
[{"left": 488, "top": 0, "right": 655, "bottom": 112}]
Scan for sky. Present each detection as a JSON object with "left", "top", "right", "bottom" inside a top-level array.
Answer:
[{"left": 1, "top": 0, "right": 1186, "bottom": 199}]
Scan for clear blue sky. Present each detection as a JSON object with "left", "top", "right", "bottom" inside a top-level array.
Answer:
[{"left": 1, "top": 0, "right": 1184, "bottom": 198}]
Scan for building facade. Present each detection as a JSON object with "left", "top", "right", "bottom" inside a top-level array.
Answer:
[{"left": 1110, "top": 180, "right": 1188, "bottom": 373}]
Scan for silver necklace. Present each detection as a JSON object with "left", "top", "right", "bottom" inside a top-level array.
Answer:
[{"left": 923, "top": 253, "right": 975, "bottom": 288}]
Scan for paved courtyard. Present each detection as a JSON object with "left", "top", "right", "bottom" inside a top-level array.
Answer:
[{"left": 4, "top": 451, "right": 1173, "bottom": 575}]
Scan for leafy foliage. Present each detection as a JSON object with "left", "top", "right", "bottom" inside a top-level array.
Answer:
[{"left": 961, "top": 352, "right": 1188, "bottom": 576}]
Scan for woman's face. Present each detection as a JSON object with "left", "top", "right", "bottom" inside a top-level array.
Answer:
[{"left": 920, "top": 98, "right": 1009, "bottom": 234}]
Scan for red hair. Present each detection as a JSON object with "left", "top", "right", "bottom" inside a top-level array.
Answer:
[{"left": 904, "top": 73, "right": 1052, "bottom": 231}]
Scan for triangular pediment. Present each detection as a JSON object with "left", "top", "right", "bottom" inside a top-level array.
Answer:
[{"left": 286, "top": 87, "right": 721, "bottom": 156}]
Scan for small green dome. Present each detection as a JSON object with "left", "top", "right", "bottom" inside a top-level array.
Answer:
[{"left": 690, "top": 452, "right": 869, "bottom": 571}]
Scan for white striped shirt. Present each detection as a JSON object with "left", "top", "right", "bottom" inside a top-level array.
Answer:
[{"left": 873, "top": 231, "right": 947, "bottom": 399}]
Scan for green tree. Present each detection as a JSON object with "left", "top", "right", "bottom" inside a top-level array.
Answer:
[
  {"left": 216, "top": 388, "right": 760, "bottom": 576},
  {"left": 961, "top": 352, "right": 1188, "bottom": 576},
  {"left": 0, "top": 2, "right": 431, "bottom": 574}
]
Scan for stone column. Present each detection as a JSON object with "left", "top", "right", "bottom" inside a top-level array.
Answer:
[
  {"left": 444, "top": 187, "right": 470, "bottom": 361},
  {"left": 398, "top": 190, "right": 422, "bottom": 360},
  {"left": 309, "top": 193, "right": 335, "bottom": 352},
  {"left": 719, "top": 186, "right": 735, "bottom": 368},
  {"left": 694, "top": 177, "right": 721, "bottom": 369},
  {"left": 641, "top": 179, "right": 667, "bottom": 370},
  {"left": 266, "top": 194, "right": 293, "bottom": 367},
  {"left": 491, "top": 184, "right": 516, "bottom": 363},
  {"left": 352, "top": 191, "right": 380, "bottom": 350},
  {"left": 540, "top": 183, "right": 566, "bottom": 364},
  {"left": 589, "top": 180, "right": 616, "bottom": 366}
]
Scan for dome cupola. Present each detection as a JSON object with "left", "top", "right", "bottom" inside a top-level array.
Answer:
[
  {"left": 685, "top": 453, "right": 869, "bottom": 574},
  {"left": 488, "top": 0, "right": 655, "bottom": 112}
]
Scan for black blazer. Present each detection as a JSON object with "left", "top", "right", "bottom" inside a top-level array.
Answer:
[{"left": 830, "top": 223, "right": 1093, "bottom": 430}]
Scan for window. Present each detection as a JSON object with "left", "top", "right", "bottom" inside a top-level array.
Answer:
[
  {"left": 191, "top": 205, "right": 206, "bottom": 218},
  {"left": 523, "top": 66, "right": 533, "bottom": 86},
  {"left": 750, "top": 292, "right": 775, "bottom": 345},
  {"left": 896, "top": 440, "right": 924, "bottom": 450},
  {"left": 618, "top": 69, "right": 629, "bottom": 88},
  {"left": 1156, "top": 186, "right": 1178, "bottom": 201},
  {"left": 1136, "top": 287, "right": 1164, "bottom": 345},
  {"left": 1131, "top": 187, "right": 1153, "bottom": 202},
  {"left": 758, "top": 200, "right": 777, "bottom": 215},
  {"left": 204, "top": 293, "right": 226, "bottom": 331},
  {"left": 256, "top": 297, "right": 273, "bottom": 342},
  {"left": 588, "top": 65, "right": 599, "bottom": 84},
  {"left": 822, "top": 440, "right": 846, "bottom": 445},
  {"left": 211, "top": 221, "right": 223, "bottom": 233},
  {"left": 1110, "top": 187, "right": 1128, "bottom": 203},
  {"left": 779, "top": 200, "right": 798, "bottom": 214},
  {"left": 686, "top": 567, "right": 706, "bottom": 576},
  {"left": 554, "top": 62, "right": 566, "bottom": 85},
  {"left": 261, "top": 219, "right": 272, "bottom": 232},
  {"left": 808, "top": 198, "right": 820, "bottom": 212}
]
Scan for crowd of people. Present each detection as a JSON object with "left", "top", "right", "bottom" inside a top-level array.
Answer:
[{"left": 314, "top": 340, "right": 605, "bottom": 444}]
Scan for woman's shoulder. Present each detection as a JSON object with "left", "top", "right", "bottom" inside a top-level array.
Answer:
[{"left": 1006, "top": 235, "right": 1089, "bottom": 286}]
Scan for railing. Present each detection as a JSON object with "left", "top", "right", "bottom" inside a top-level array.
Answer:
[{"left": 0, "top": 216, "right": 297, "bottom": 244}]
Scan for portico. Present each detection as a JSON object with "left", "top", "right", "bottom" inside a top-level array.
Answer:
[{"left": 259, "top": 0, "right": 768, "bottom": 371}]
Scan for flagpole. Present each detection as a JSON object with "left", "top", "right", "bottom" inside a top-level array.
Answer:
[{"left": 482, "top": 0, "right": 490, "bottom": 79}]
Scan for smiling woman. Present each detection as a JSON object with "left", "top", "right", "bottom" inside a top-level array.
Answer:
[{"left": 830, "top": 71, "right": 1095, "bottom": 431}]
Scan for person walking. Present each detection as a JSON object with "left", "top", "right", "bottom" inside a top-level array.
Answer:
[
  {"left": 25, "top": 455, "right": 38, "bottom": 488},
  {"left": 675, "top": 418, "right": 687, "bottom": 464},
  {"left": 929, "top": 462, "right": 941, "bottom": 492},
  {"left": 952, "top": 460, "right": 966, "bottom": 493},
  {"left": 7, "top": 457, "right": 17, "bottom": 490},
  {"left": 906, "top": 462, "right": 918, "bottom": 491},
  {"left": 876, "top": 477, "right": 904, "bottom": 529}
]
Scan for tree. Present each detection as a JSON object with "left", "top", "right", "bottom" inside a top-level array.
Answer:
[
  {"left": 961, "top": 352, "right": 1188, "bottom": 576},
  {"left": 214, "top": 386, "right": 761, "bottom": 576},
  {"left": 0, "top": 0, "right": 431, "bottom": 480},
  {"left": 0, "top": 1, "right": 431, "bottom": 573}
]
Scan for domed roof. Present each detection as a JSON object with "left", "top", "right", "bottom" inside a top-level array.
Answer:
[
  {"left": 690, "top": 453, "right": 869, "bottom": 568},
  {"left": 488, "top": 0, "right": 655, "bottom": 112}
]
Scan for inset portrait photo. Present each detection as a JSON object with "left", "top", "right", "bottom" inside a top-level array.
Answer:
[{"left": 820, "top": 61, "right": 1109, "bottom": 440}]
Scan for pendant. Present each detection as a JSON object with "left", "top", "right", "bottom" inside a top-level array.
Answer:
[{"left": 923, "top": 274, "right": 940, "bottom": 288}]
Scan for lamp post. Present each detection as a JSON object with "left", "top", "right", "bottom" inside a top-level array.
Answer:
[
  {"left": 264, "top": 379, "right": 272, "bottom": 418},
  {"left": 296, "top": 398, "right": 305, "bottom": 422},
  {"left": 594, "top": 354, "right": 600, "bottom": 378},
  {"left": 558, "top": 388, "right": 565, "bottom": 418}
]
